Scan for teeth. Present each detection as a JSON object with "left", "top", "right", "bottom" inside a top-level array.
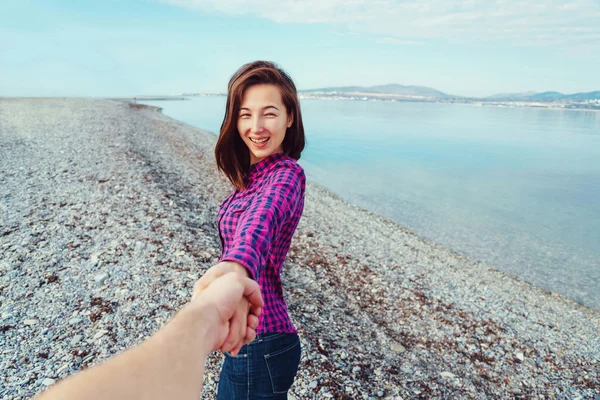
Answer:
[{"left": 250, "top": 137, "right": 269, "bottom": 143}]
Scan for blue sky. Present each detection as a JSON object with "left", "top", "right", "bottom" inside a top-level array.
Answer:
[{"left": 1, "top": 0, "right": 599, "bottom": 97}]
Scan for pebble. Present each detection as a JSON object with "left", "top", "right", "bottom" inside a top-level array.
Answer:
[
  {"left": 94, "top": 273, "right": 109, "bottom": 283},
  {"left": 68, "top": 317, "right": 82, "bottom": 325},
  {"left": 56, "top": 364, "right": 70, "bottom": 375},
  {"left": 41, "top": 378, "right": 56, "bottom": 386},
  {"left": 90, "top": 253, "right": 101, "bottom": 265},
  {"left": 390, "top": 343, "right": 406, "bottom": 353},
  {"left": 23, "top": 319, "right": 39, "bottom": 325},
  {"left": 70, "top": 335, "right": 83, "bottom": 346},
  {"left": 93, "top": 330, "right": 106, "bottom": 339},
  {"left": 440, "top": 371, "right": 456, "bottom": 378},
  {"left": 82, "top": 354, "right": 95, "bottom": 364},
  {"left": 515, "top": 352, "right": 525, "bottom": 362},
  {"left": 309, "top": 381, "right": 318, "bottom": 389}
]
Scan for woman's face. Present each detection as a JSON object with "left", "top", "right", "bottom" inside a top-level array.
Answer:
[{"left": 237, "top": 84, "right": 293, "bottom": 165}]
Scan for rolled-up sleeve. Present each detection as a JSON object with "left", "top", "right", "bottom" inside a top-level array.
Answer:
[{"left": 220, "top": 164, "right": 303, "bottom": 280}]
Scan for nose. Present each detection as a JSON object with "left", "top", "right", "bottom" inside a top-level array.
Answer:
[{"left": 250, "top": 117, "right": 264, "bottom": 134}]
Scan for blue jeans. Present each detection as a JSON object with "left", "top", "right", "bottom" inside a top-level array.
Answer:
[{"left": 217, "top": 333, "right": 301, "bottom": 400}]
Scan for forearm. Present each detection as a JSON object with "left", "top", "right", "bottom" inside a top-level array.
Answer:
[{"left": 37, "top": 304, "right": 215, "bottom": 400}]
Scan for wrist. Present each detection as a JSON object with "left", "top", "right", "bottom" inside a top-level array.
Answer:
[
  {"left": 220, "top": 261, "right": 250, "bottom": 278},
  {"left": 169, "top": 302, "right": 220, "bottom": 355}
]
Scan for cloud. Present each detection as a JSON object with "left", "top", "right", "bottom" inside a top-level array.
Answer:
[{"left": 157, "top": 0, "right": 600, "bottom": 48}]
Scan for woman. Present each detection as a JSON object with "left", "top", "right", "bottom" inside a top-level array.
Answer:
[{"left": 194, "top": 61, "right": 306, "bottom": 399}]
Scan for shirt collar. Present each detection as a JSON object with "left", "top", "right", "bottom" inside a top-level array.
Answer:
[{"left": 247, "top": 153, "right": 288, "bottom": 177}]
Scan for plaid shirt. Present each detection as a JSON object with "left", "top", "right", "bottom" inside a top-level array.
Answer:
[{"left": 218, "top": 153, "right": 306, "bottom": 333}]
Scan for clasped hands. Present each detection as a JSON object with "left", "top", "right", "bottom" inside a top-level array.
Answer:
[{"left": 192, "top": 261, "right": 260, "bottom": 356}]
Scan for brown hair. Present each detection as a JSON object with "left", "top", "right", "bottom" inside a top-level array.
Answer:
[{"left": 215, "top": 61, "right": 306, "bottom": 189}]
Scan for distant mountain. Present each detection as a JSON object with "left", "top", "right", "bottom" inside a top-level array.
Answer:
[
  {"left": 487, "top": 90, "right": 600, "bottom": 101},
  {"left": 485, "top": 91, "right": 538, "bottom": 100},
  {"left": 301, "top": 84, "right": 455, "bottom": 99},
  {"left": 300, "top": 84, "right": 600, "bottom": 102},
  {"left": 531, "top": 91, "right": 565, "bottom": 100},
  {"left": 565, "top": 91, "right": 600, "bottom": 101}
]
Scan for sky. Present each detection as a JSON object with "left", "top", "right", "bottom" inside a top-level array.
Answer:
[{"left": 1, "top": 0, "right": 600, "bottom": 98}]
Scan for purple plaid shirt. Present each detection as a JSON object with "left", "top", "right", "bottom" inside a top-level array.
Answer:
[{"left": 218, "top": 153, "right": 306, "bottom": 334}]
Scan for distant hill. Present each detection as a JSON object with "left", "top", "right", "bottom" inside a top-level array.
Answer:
[
  {"left": 301, "top": 85, "right": 600, "bottom": 102},
  {"left": 301, "top": 84, "right": 455, "bottom": 99},
  {"left": 564, "top": 91, "right": 600, "bottom": 101},
  {"left": 530, "top": 92, "right": 565, "bottom": 100},
  {"left": 487, "top": 91, "right": 600, "bottom": 101},
  {"left": 485, "top": 91, "right": 538, "bottom": 100}
]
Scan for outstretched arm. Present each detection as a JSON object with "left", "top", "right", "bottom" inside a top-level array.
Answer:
[{"left": 36, "top": 272, "right": 263, "bottom": 400}]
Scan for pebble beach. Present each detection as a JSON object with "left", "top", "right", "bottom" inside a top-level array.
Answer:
[{"left": 1, "top": 98, "right": 599, "bottom": 399}]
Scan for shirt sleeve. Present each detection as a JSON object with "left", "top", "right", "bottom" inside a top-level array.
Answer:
[{"left": 220, "top": 164, "right": 303, "bottom": 280}]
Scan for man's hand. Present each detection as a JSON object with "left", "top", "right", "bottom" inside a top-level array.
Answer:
[
  {"left": 191, "top": 270, "right": 262, "bottom": 355},
  {"left": 35, "top": 271, "right": 264, "bottom": 400}
]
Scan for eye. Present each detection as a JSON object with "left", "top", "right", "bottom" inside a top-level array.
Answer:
[
  {"left": 239, "top": 113, "right": 250, "bottom": 119},
  {"left": 265, "top": 113, "right": 277, "bottom": 117}
]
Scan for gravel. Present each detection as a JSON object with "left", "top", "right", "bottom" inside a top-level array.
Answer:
[{"left": 1, "top": 98, "right": 599, "bottom": 399}]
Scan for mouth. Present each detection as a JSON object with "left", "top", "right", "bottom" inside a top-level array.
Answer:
[{"left": 249, "top": 137, "right": 270, "bottom": 144}]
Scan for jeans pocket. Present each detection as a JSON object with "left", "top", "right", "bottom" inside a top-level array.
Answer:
[
  {"left": 222, "top": 351, "right": 248, "bottom": 385},
  {"left": 264, "top": 337, "right": 301, "bottom": 394}
]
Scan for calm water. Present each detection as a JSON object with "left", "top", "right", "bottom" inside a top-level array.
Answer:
[{"left": 142, "top": 97, "right": 600, "bottom": 310}]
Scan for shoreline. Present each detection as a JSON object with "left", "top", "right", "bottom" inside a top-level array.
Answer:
[
  {"left": 1, "top": 98, "right": 599, "bottom": 399},
  {"left": 180, "top": 93, "right": 600, "bottom": 113}
]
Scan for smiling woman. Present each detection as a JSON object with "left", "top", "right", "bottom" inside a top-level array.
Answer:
[
  {"left": 215, "top": 60, "right": 305, "bottom": 190},
  {"left": 205, "top": 61, "right": 307, "bottom": 399}
]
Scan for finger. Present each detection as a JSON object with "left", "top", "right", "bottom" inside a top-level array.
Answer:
[
  {"left": 241, "top": 277, "right": 264, "bottom": 309},
  {"left": 230, "top": 341, "right": 244, "bottom": 357},
  {"left": 247, "top": 314, "right": 259, "bottom": 330},
  {"left": 193, "top": 269, "right": 219, "bottom": 292},
  {"left": 192, "top": 275, "right": 212, "bottom": 299},
  {"left": 249, "top": 305, "right": 262, "bottom": 319},
  {"left": 245, "top": 326, "right": 257, "bottom": 344},
  {"left": 237, "top": 301, "right": 248, "bottom": 348},
  {"left": 221, "top": 308, "right": 245, "bottom": 353}
]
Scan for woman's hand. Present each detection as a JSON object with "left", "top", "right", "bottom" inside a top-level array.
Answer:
[{"left": 193, "top": 262, "right": 258, "bottom": 355}]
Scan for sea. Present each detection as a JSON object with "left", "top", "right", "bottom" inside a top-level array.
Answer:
[{"left": 140, "top": 96, "right": 600, "bottom": 310}]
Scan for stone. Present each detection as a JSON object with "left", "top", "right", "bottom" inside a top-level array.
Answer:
[
  {"left": 309, "top": 380, "right": 318, "bottom": 389},
  {"left": 68, "top": 317, "right": 82, "bottom": 325},
  {"left": 440, "top": 371, "right": 456, "bottom": 378},
  {"left": 390, "top": 343, "right": 406, "bottom": 353},
  {"left": 56, "top": 364, "right": 70, "bottom": 375},
  {"left": 90, "top": 253, "right": 102, "bottom": 265},
  {"left": 82, "top": 354, "right": 95, "bottom": 363},
  {"left": 352, "top": 366, "right": 361, "bottom": 373},
  {"left": 515, "top": 352, "right": 525, "bottom": 362},
  {"left": 94, "top": 273, "right": 108, "bottom": 284},
  {"left": 93, "top": 330, "right": 106, "bottom": 339},
  {"left": 23, "top": 319, "right": 39, "bottom": 325},
  {"left": 71, "top": 335, "right": 83, "bottom": 346},
  {"left": 42, "top": 378, "right": 56, "bottom": 386}
]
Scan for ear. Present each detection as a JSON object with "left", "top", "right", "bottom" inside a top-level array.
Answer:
[{"left": 287, "top": 111, "right": 294, "bottom": 128}]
